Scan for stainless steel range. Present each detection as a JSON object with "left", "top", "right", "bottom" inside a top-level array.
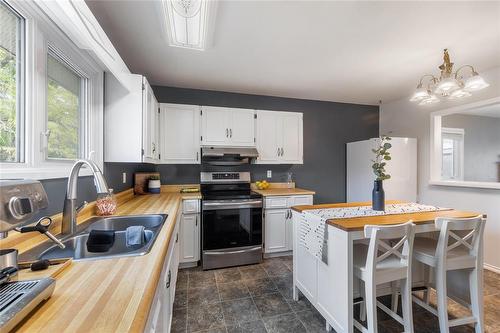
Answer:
[{"left": 200, "top": 147, "right": 263, "bottom": 270}]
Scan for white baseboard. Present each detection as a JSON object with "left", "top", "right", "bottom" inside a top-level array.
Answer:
[
  {"left": 179, "top": 262, "right": 199, "bottom": 269},
  {"left": 263, "top": 250, "right": 292, "bottom": 258},
  {"left": 484, "top": 263, "right": 500, "bottom": 274}
]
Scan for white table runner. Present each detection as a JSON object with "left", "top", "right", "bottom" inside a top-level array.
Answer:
[{"left": 298, "top": 203, "right": 448, "bottom": 265}]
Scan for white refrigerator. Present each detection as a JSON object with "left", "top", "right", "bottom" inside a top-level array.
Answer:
[{"left": 346, "top": 137, "right": 417, "bottom": 202}]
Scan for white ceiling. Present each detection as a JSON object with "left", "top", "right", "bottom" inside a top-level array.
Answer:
[{"left": 86, "top": 0, "right": 500, "bottom": 105}]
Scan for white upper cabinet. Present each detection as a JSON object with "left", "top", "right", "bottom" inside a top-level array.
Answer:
[
  {"left": 159, "top": 104, "right": 201, "bottom": 164},
  {"left": 143, "top": 83, "right": 160, "bottom": 163},
  {"left": 105, "top": 73, "right": 159, "bottom": 163},
  {"left": 201, "top": 106, "right": 255, "bottom": 147},
  {"left": 230, "top": 110, "right": 256, "bottom": 146},
  {"left": 255, "top": 110, "right": 303, "bottom": 164}
]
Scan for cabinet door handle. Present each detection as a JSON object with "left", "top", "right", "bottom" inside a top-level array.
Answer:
[
  {"left": 226, "top": 128, "right": 229, "bottom": 137},
  {"left": 166, "top": 270, "right": 171, "bottom": 289},
  {"left": 277, "top": 147, "right": 280, "bottom": 156},
  {"left": 230, "top": 128, "right": 232, "bottom": 138},
  {"left": 281, "top": 148, "right": 284, "bottom": 156},
  {"left": 176, "top": 233, "right": 179, "bottom": 243},
  {"left": 196, "top": 152, "right": 199, "bottom": 161}
]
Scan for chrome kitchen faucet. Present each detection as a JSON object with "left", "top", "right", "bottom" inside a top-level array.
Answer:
[{"left": 61, "top": 159, "right": 109, "bottom": 236}]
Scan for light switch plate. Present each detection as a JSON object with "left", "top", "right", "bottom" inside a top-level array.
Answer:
[
  {"left": 122, "top": 172, "right": 127, "bottom": 183},
  {"left": 267, "top": 170, "right": 272, "bottom": 178}
]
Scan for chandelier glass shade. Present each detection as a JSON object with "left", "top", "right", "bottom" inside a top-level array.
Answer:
[{"left": 410, "top": 49, "right": 489, "bottom": 105}]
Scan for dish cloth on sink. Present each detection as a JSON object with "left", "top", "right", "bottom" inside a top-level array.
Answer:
[
  {"left": 87, "top": 230, "right": 115, "bottom": 252},
  {"left": 126, "top": 225, "right": 146, "bottom": 247}
]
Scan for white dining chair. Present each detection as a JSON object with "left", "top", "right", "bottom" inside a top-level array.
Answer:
[
  {"left": 354, "top": 221, "right": 415, "bottom": 333},
  {"left": 412, "top": 215, "right": 486, "bottom": 333}
]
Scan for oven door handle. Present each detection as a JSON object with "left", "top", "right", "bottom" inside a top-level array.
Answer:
[
  {"left": 204, "top": 246, "right": 262, "bottom": 255},
  {"left": 203, "top": 200, "right": 262, "bottom": 210}
]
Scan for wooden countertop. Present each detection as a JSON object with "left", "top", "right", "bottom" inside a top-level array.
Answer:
[
  {"left": 8, "top": 191, "right": 200, "bottom": 333},
  {"left": 292, "top": 201, "right": 483, "bottom": 231},
  {"left": 253, "top": 187, "right": 315, "bottom": 197}
]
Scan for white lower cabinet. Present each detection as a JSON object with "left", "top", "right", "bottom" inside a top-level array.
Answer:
[
  {"left": 179, "top": 199, "right": 201, "bottom": 264},
  {"left": 264, "top": 194, "right": 313, "bottom": 254},
  {"left": 264, "top": 209, "right": 288, "bottom": 253},
  {"left": 180, "top": 213, "right": 200, "bottom": 263},
  {"left": 146, "top": 212, "right": 180, "bottom": 333},
  {"left": 146, "top": 199, "right": 200, "bottom": 332}
]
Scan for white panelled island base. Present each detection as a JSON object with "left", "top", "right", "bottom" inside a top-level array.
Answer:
[{"left": 291, "top": 201, "right": 484, "bottom": 333}]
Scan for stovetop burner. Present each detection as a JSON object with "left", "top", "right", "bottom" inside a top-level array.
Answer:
[
  {"left": 202, "top": 191, "right": 262, "bottom": 201},
  {"left": 200, "top": 171, "right": 262, "bottom": 201}
]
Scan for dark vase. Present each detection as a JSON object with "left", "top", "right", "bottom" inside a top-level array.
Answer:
[{"left": 372, "top": 180, "right": 385, "bottom": 211}]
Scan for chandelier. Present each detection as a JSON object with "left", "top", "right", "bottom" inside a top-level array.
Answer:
[{"left": 410, "top": 49, "right": 489, "bottom": 105}]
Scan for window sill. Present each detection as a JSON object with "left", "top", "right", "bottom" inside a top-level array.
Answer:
[
  {"left": 429, "top": 179, "right": 500, "bottom": 190},
  {"left": 0, "top": 165, "right": 93, "bottom": 180}
]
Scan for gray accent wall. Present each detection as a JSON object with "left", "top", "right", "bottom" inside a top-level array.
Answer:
[
  {"left": 105, "top": 87, "right": 379, "bottom": 204},
  {"left": 26, "top": 177, "right": 98, "bottom": 224}
]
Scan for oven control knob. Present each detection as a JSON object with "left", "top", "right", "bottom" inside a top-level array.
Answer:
[{"left": 8, "top": 196, "right": 33, "bottom": 220}]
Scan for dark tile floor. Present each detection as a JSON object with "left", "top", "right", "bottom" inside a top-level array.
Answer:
[{"left": 171, "top": 257, "right": 500, "bottom": 333}]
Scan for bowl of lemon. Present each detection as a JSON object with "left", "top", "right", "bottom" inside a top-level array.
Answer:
[{"left": 255, "top": 180, "right": 270, "bottom": 190}]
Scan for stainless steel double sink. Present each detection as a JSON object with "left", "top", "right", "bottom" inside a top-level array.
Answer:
[{"left": 22, "top": 214, "right": 168, "bottom": 262}]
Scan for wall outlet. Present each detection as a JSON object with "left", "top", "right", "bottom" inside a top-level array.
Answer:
[
  {"left": 267, "top": 170, "right": 272, "bottom": 178},
  {"left": 122, "top": 172, "right": 127, "bottom": 184}
]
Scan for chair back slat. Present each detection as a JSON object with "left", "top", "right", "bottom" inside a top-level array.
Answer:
[
  {"left": 376, "top": 237, "right": 407, "bottom": 263},
  {"left": 434, "top": 215, "right": 485, "bottom": 258},
  {"left": 364, "top": 221, "right": 415, "bottom": 273}
]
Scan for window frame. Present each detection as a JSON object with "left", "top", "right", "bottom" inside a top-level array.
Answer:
[
  {"left": 0, "top": 1, "right": 25, "bottom": 163},
  {"left": 44, "top": 46, "right": 87, "bottom": 162},
  {"left": 0, "top": 0, "right": 104, "bottom": 179},
  {"left": 429, "top": 96, "right": 500, "bottom": 190}
]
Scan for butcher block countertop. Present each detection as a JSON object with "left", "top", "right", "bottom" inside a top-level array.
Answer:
[
  {"left": 253, "top": 187, "right": 315, "bottom": 197},
  {"left": 5, "top": 190, "right": 201, "bottom": 333},
  {"left": 292, "top": 200, "right": 483, "bottom": 231}
]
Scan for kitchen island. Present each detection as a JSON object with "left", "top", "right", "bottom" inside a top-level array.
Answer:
[{"left": 291, "top": 201, "right": 483, "bottom": 333}]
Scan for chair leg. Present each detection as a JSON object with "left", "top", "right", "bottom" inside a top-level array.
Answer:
[
  {"left": 469, "top": 267, "right": 484, "bottom": 333},
  {"left": 360, "top": 282, "right": 366, "bottom": 322},
  {"left": 391, "top": 281, "right": 399, "bottom": 312},
  {"left": 401, "top": 277, "right": 414, "bottom": 333},
  {"left": 365, "top": 280, "right": 378, "bottom": 333},
  {"left": 293, "top": 284, "right": 299, "bottom": 302},
  {"left": 435, "top": 267, "right": 450, "bottom": 333},
  {"left": 423, "top": 265, "right": 430, "bottom": 304}
]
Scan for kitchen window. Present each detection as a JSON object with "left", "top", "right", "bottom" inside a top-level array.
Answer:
[
  {"left": 0, "top": 2, "right": 24, "bottom": 163},
  {"left": 46, "top": 51, "right": 85, "bottom": 161},
  {"left": 441, "top": 127, "right": 464, "bottom": 180},
  {"left": 0, "top": 1, "right": 104, "bottom": 179}
]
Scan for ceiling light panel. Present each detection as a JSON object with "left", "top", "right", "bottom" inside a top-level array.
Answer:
[{"left": 162, "top": 0, "right": 217, "bottom": 51}]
